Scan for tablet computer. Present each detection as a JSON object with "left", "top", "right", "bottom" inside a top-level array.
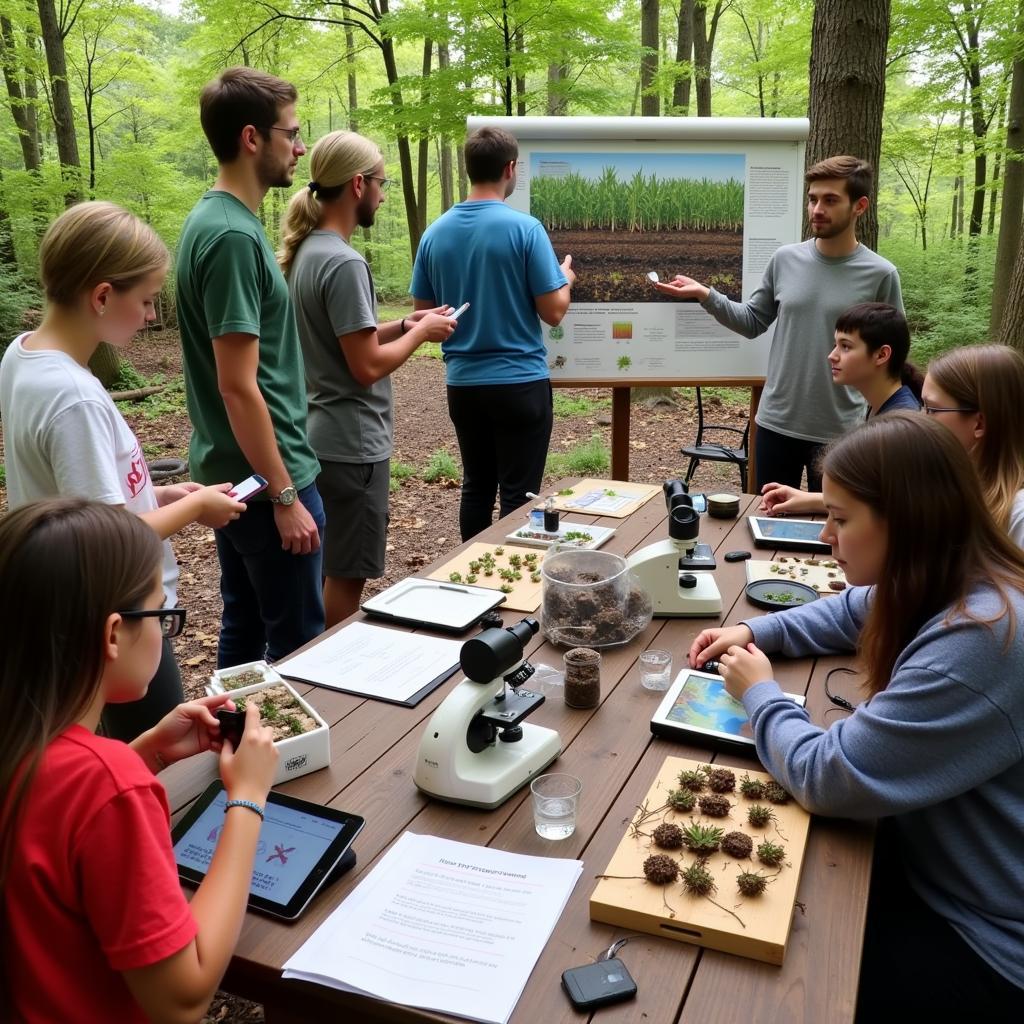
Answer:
[
  {"left": 172, "top": 782, "right": 364, "bottom": 921},
  {"left": 747, "top": 516, "right": 831, "bottom": 554},
  {"left": 650, "top": 669, "right": 806, "bottom": 752}
]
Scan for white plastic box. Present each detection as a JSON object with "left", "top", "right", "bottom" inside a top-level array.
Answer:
[{"left": 206, "top": 662, "right": 330, "bottom": 785}]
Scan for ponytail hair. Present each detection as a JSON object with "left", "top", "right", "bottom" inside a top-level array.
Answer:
[
  {"left": 278, "top": 129, "right": 383, "bottom": 277},
  {"left": 39, "top": 201, "right": 168, "bottom": 306}
]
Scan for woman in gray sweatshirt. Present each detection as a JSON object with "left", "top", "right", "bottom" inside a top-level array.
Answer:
[{"left": 691, "top": 412, "right": 1024, "bottom": 1017}]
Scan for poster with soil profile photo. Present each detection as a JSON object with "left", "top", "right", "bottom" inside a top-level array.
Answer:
[{"left": 530, "top": 152, "right": 745, "bottom": 305}]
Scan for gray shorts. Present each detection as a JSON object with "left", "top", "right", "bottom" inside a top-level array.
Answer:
[{"left": 317, "top": 458, "right": 390, "bottom": 579}]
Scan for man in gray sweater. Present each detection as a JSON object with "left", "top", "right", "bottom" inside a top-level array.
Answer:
[{"left": 655, "top": 156, "right": 903, "bottom": 490}]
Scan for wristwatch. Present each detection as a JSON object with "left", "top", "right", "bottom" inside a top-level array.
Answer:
[{"left": 269, "top": 485, "right": 298, "bottom": 506}]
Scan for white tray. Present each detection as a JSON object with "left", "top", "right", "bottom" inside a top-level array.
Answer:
[
  {"left": 505, "top": 520, "right": 615, "bottom": 550},
  {"left": 361, "top": 578, "right": 505, "bottom": 632}
]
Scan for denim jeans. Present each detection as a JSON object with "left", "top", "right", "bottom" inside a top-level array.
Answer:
[{"left": 214, "top": 481, "right": 326, "bottom": 668}]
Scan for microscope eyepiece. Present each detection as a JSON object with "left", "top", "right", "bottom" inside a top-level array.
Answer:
[
  {"left": 669, "top": 505, "right": 700, "bottom": 542},
  {"left": 460, "top": 617, "right": 539, "bottom": 682}
]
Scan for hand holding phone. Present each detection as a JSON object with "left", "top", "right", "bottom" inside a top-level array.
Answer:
[
  {"left": 229, "top": 474, "right": 268, "bottom": 502},
  {"left": 450, "top": 302, "right": 470, "bottom": 320}
]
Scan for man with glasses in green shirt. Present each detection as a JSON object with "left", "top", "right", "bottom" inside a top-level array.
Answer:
[{"left": 176, "top": 67, "right": 325, "bottom": 668}]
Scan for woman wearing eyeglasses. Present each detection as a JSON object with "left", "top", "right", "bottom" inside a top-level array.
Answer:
[
  {"left": 0, "top": 202, "right": 246, "bottom": 741},
  {"left": 0, "top": 499, "right": 279, "bottom": 1024},
  {"left": 922, "top": 344, "right": 1024, "bottom": 546},
  {"left": 690, "top": 412, "right": 1024, "bottom": 1017}
]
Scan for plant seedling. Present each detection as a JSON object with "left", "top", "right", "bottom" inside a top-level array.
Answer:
[
  {"left": 677, "top": 768, "right": 707, "bottom": 792},
  {"left": 666, "top": 788, "right": 697, "bottom": 812},
  {"left": 681, "top": 821, "right": 724, "bottom": 856},
  {"left": 739, "top": 773, "right": 767, "bottom": 800},
  {"left": 736, "top": 871, "right": 769, "bottom": 897},
  {"left": 757, "top": 840, "right": 786, "bottom": 867}
]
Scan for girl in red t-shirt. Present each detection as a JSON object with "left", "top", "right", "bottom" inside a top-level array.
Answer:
[{"left": 0, "top": 499, "right": 279, "bottom": 1023}]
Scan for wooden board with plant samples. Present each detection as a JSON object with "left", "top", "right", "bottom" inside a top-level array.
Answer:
[
  {"left": 745, "top": 555, "right": 848, "bottom": 596},
  {"left": 426, "top": 542, "right": 546, "bottom": 612},
  {"left": 590, "top": 755, "right": 811, "bottom": 965},
  {"left": 548, "top": 478, "right": 662, "bottom": 518}
]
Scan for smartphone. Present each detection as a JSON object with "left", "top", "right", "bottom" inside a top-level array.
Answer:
[
  {"left": 450, "top": 302, "right": 470, "bottom": 320},
  {"left": 229, "top": 474, "right": 268, "bottom": 502}
]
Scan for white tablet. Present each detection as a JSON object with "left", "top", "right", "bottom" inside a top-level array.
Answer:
[{"left": 747, "top": 516, "right": 831, "bottom": 554}]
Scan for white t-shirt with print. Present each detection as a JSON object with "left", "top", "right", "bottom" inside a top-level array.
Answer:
[{"left": 0, "top": 335, "right": 178, "bottom": 603}]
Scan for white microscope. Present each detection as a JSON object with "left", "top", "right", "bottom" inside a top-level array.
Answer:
[
  {"left": 414, "top": 618, "right": 561, "bottom": 808},
  {"left": 626, "top": 482, "right": 722, "bottom": 617}
]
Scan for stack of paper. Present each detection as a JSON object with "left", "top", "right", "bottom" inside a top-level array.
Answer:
[{"left": 283, "top": 832, "right": 583, "bottom": 1024}]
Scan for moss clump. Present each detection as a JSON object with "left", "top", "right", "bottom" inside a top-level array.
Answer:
[
  {"left": 737, "top": 871, "right": 768, "bottom": 897},
  {"left": 643, "top": 854, "right": 679, "bottom": 885},
  {"left": 681, "top": 859, "right": 716, "bottom": 897},
  {"left": 747, "top": 804, "right": 774, "bottom": 829},
  {"left": 681, "top": 821, "right": 724, "bottom": 856},
  {"left": 739, "top": 773, "right": 767, "bottom": 800},
  {"left": 652, "top": 823, "right": 685, "bottom": 850},
  {"left": 764, "top": 782, "right": 791, "bottom": 804},
  {"left": 721, "top": 831, "right": 754, "bottom": 858},
  {"left": 677, "top": 768, "right": 707, "bottom": 792},
  {"left": 666, "top": 788, "right": 697, "bottom": 813},
  {"left": 757, "top": 840, "right": 786, "bottom": 867},
  {"left": 698, "top": 793, "right": 732, "bottom": 818},
  {"left": 702, "top": 766, "right": 736, "bottom": 793}
]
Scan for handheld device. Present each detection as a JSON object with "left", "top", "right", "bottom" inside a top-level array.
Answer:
[
  {"left": 562, "top": 957, "right": 637, "bottom": 1010},
  {"left": 215, "top": 708, "right": 246, "bottom": 749},
  {"left": 172, "top": 781, "right": 363, "bottom": 921},
  {"left": 229, "top": 474, "right": 268, "bottom": 502},
  {"left": 450, "top": 302, "right": 470, "bottom": 320},
  {"left": 747, "top": 515, "right": 831, "bottom": 554},
  {"left": 646, "top": 271, "right": 660, "bottom": 283}
]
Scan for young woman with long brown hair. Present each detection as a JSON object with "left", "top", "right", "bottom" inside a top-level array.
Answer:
[
  {"left": 0, "top": 499, "right": 278, "bottom": 1023},
  {"left": 923, "top": 343, "right": 1024, "bottom": 545},
  {"left": 689, "top": 412, "right": 1024, "bottom": 1016}
]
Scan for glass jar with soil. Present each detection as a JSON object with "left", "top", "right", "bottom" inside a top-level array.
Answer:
[
  {"left": 541, "top": 547, "right": 653, "bottom": 649},
  {"left": 563, "top": 647, "right": 602, "bottom": 708}
]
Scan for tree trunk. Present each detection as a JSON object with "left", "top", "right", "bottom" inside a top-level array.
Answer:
[
  {"left": 991, "top": 0, "right": 1024, "bottom": 336},
  {"left": 1, "top": 16, "right": 42, "bottom": 171},
  {"left": 988, "top": 89, "right": 1005, "bottom": 236},
  {"left": 345, "top": 25, "right": 358, "bottom": 130},
  {"left": 417, "top": 38, "right": 432, "bottom": 233},
  {"left": 693, "top": 2, "right": 725, "bottom": 117},
  {"left": 36, "top": 0, "right": 81, "bottom": 204},
  {"left": 438, "top": 42, "right": 454, "bottom": 211},
  {"left": 672, "top": 0, "right": 694, "bottom": 114},
  {"left": 547, "top": 62, "right": 568, "bottom": 114},
  {"left": 805, "top": 0, "right": 890, "bottom": 251},
  {"left": 456, "top": 144, "right": 468, "bottom": 203},
  {"left": 640, "top": 0, "right": 659, "bottom": 116},
  {"left": 88, "top": 342, "right": 122, "bottom": 388},
  {"left": 514, "top": 27, "right": 526, "bottom": 115},
  {"left": 996, "top": 226, "right": 1024, "bottom": 352}
]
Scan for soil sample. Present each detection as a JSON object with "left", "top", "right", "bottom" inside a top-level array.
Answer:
[{"left": 564, "top": 647, "right": 601, "bottom": 708}]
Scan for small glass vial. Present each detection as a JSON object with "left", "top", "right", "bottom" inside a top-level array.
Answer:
[
  {"left": 529, "top": 506, "right": 545, "bottom": 530},
  {"left": 544, "top": 496, "right": 560, "bottom": 533},
  {"left": 563, "top": 647, "right": 601, "bottom": 708}
]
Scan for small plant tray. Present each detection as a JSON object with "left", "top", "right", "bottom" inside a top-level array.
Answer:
[
  {"left": 202, "top": 675, "right": 330, "bottom": 786},
  {"left": 206, "top": 659, "right": 285, "bottom": 696},
  {"left": 590, "top": 755, "right": 811, "bottom": 965},
  {"left": 549, "top": 479, "right": 661, "bottom": 518},
  {"left": 505, "top": 520, "right": 616, "bottom": 550}
]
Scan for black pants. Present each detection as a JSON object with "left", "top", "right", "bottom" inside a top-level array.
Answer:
[
  {"left": 856, "top": 826, "right": 1023, "bottom": 1020},
  {"left": 101, "top": 637, "right": 183, "bottom": 742},
  {"left": 447, "top": 379, "right": 553, "bottom": 541},
  {"left": 754, "top": 424, "right": 826, "bottom": 492}
]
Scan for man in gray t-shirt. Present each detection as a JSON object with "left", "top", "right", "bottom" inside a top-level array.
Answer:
[
  {"left": 284, "top": 130, "right": 455, "bottom": 626},
  {"left": 655, "top": 156, "right": 903, "bottom": 492}
]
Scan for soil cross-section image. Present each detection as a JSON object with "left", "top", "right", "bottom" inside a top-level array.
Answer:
[{"left": 530, "top": 151, "right": 744, "bottom": 304}]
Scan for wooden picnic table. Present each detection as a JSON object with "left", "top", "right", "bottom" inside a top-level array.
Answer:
[{"left": 166, "top": 485, "right": 873, "bottom": 1024}]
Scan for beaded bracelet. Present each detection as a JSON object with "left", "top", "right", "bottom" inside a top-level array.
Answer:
[
  {"left": 224, "top": 799, "right": 265, "bottom": 820},
  {"left": 401, "top": 317, "right": 407, "bottom": 334}
]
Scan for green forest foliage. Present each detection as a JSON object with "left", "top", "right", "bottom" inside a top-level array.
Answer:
[{"left": 0, "top": 0, "right": 1018, "bottom": 368}]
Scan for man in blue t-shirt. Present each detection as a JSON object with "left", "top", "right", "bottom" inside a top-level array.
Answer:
[{"left": 411, "top": 126, "right": 575, "bottom": 540}]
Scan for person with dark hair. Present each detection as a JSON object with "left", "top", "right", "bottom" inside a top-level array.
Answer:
[
  {"left": 176, "top": 67, "right": 326, "bottom": 668},
  {"left": 654, "top": 155, "right": 903, "bottom": 491},
  {"left": 0, "top": 499, "right": 279, "bottom": 1023},
  {"left": 759, "top": 301, "right": 921, "bottom": 516},
  {"left": 690, "top": 412, "right": 1024, "bottom": 1017},
  {"left": 410, "top": 126, "right": 576, "bottom": 541}
]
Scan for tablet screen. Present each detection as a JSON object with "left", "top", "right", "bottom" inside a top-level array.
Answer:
[
  {"left": 172, "top": 783, "right": 363, "bottom": 918},
  {"left": 750, "top": 517, "right": 822, "bottom": 541}
]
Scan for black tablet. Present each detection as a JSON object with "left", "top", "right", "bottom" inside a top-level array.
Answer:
[
  {"left": 172, "top": 782, "right": 363, "bottom": 921},
  {"left": 747, "top": 516, "right": 831, "bottom": 554}
]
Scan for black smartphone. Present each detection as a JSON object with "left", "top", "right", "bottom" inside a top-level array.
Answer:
[
  {"left": 561, "top": 958, "right": 637, "bottom": 1010},
  {"left": 216, "top": 708, "right": 246, "bottom": 749}
]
